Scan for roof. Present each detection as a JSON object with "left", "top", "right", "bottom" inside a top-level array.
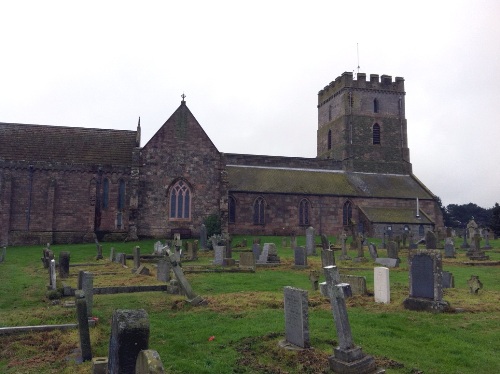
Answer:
[
  {"left": 359, "top": 206, "right": 433, "bottom": 224},
  {"left": 227, "top": 165, "right": 434, "bottom": 199},
  {"left": 0, "top": 122, "right": 137, "bottom": 166}
]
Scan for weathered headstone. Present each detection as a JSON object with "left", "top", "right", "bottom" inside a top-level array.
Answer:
[
  {"left": 442, "top": 271, "right": 454, "bottom": 288},
  {"left": 290, "top": 235, "right": 297, "bottom": 249},
  {"left": 136, "top": 265, "right": 150, "bottom": 276},
  {"left": 200, "top": 224, "right": 207, "bottom": 250},
  {"left": 460, "top": 226, "right": 470, "bottom": 249},
  {"left": 339, "top": 231, "right": 351, "bottom": 261},
  {"left": 444, "top": 238, "right": 456, "bottom": 258},
  {"left": 403, "top": 249, "right": 449, "bottom": 312},
  {"left": 293, "top": 246, "right": 308, "bottom": 268},
  {"left": 386, "top": 241, "right": 398, "bottom": 259},
  {"left": 305, "top": 226, "right": 315, "bottom": 256},
  {"left": 467, "top": 275, "right": 483, "bottom": 294},
  {"left": 263, "top": 243, "right": 280, "bottom": 263},
  {"left": 425, "top": 230, "right": 437, "bottom": 249},
  {"left": 283, "top": 286, "right": 310, "bottom": 349},
  {"left": 76, "top": 297, "right": 92, "bottom": 362},
  {"left": 59, "top": 251, "right": 70, "bottom": 278},
  {"left": 133, "top": 246, "right": 141, "bottom": 272},
  {"left": 324, "top": 266, "right": 378, "bottom": 373},
  {"left": 156, "top": 258, "right": 171, "bottom": 282},
  {"left": 374, "top": 267, "right": 390, "bottom": 304},
  {"left": 109, "top": 247, "right": 116, "bottom": 262},
  {"left": 339, "top": 274, "right": 367, "bottom": 296},
  {"left": 81, "top": 271, "right": 94, "bottom": 316},
  {"left": 96, "top": 245, "right": 103, "bottom": 260},
  {"left": 321, "top": 248, "right": 335, "bottom": 268},
  {"left": 153, "top": 241, "right": 163, "bottom": 255},
  {"left": 374, "top": 257, "right": 399, "bottom": 268},
  {"left": 77, "top": 269, "right": 84, "bottom": 290},
  {"left": 213, "top": 246, "right": 225, "bottom": 266},
  {"left": 252, "top": 243, "right": 261, "bottom": 260},
  {"left": 256, "top": 245, "right": 269, "bottom": 264},
  {"left": 319, "top": 281, "right": 329, "bottom": 297},
  {"left": 309, "top": 270, "right": 320, "bottom": 291},
  {"left": 239, "top": 252, "right": 255, "bottom": 270},
  {"left": 108, "top": 309, "right": 150, "bottom": 374},
  {"left": 135, "top": 349, "right": 165, "bottom": 374},
  {"left": 368, "top": 243, "right": 378, "bottom": 261}
]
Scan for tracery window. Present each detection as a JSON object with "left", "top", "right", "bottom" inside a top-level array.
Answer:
[
  {"left": 253, "top": 197, "right": 265, "bottom": 225},
  {"left": 118, "top": 179, "right": 126, "bottom": 210},
  {"left": 169, "top": 180, "right": 191, "bottom": 220},
  {"left": 299, "top": 199, "right": 310, "bottom": 226},
  {"left": 342, "top": 200, "right": 352, "bottom": 226},
  {"left": 228, "top": 195, "right": 236, "bottom": 224},
  {"left": 102, "top": 178, "right": 109, "bottom": 209}
]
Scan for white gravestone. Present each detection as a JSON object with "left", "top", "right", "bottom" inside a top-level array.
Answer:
[{"left": 374, "top": 267, "right": 390, "bottom": 304}]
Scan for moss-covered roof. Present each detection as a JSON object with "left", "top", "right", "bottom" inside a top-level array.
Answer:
[
  {"left": 359, "top": 206, "right": 433, "bottom": 224},
  {"left": 0, "top": 122, "right": 137, "bottom": 166},
  {"left": 227, "top": 166, "right": 434, "bottom": 199}
]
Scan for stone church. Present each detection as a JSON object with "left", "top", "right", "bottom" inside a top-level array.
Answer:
[{"left": 0, "top": 71, "right": 444, "bottom": 246}]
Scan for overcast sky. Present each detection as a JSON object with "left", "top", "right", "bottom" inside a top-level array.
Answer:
[{"left": 1, "top": 1, "right": 499, "bottom": 208}]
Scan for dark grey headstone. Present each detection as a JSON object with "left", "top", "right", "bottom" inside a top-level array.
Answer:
[
  {"left": 294, "top": 246, "right": 307, "bottom": 267},
  {"left": 76, "top": 297, "right": 92, "bottom": 362},
  {"left": 108, "top": 309, "right": 150, "bottom": 374},
  {"left": 133, "top": 246, "right": 141, "bottom": 271},
  {"left": 425, "top": 230, "right": 437, "bottom": 249},
  {"left": 157, "top": 258, "right": 171, "bottom": 282},
  {"left": 442, "top": 271, "right": 454, "bottom": 288},
  {"left": 284, "top": 287, "right": 310, "bottom": 348},
  {"left": 81, "top": 271, "right": 94, "bottom": 316},
  {"left": 444, "top": 242, "right": 455, "bottom": 258},
  {"left": 410, "top": 254, "right": 434, "bottom": 298},
  {"left": 305, "top": 227, "right": 315, "bottom": 256},
  {"left": 387, "top": 241, "right": 398, "bottom": 259},
  {"left": 374, "top": 257, "right": 399, "bottom": 268},
  {"left": 252, "top": 244, "right": 261, "bottom": 260},
  {"left": 59, "top": 251, "right": 70, "bottom": 278},
  {"left": 368, "top": 243, "right": 378, "bottom": 261}
]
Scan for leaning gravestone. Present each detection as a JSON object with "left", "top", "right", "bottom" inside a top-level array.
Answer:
[
  {"left": 108, "top": 309, "right": 150, "bottom": 374},
  {"left": 156, "top": 258, "right": 171, "bottom": 282},
  {"left": 76, "top": 297, "right": 92, "bottom": 362},
  {"left": 368, "top": 243, "right": 378, "bottom": 261},
  {"left": 374, "top": 267, "right": 390, "bottom": 304},
  {"left": 283, "top": 286, "right": 310, "bottom": 349},
  {"left": 293, "top": 246, "right": 308, "bottom": 269},
  {"left": 324, "top": 266, "right": 379, "bottom": 373},
  {"left": 256, "top": 245, "right": 269, "bottom": 264},
  {"left": 403, "top": 249, "right": 449, "bottom": 312}
]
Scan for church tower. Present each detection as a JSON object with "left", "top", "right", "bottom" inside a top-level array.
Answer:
[{"left": 317, "top": 72, "right": 411, "bottom": 174}]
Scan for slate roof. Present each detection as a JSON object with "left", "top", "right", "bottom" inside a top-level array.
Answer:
[
  {"left": 359, "top": 206, "right": 433, "bottom": 224},
  {"left": 0, "top": 122, "right": 137, "bottom": 166},
  {"left": 227, "top": 165, "right": 434, "bottom": 199}
]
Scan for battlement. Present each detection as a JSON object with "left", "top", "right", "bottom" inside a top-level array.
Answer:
[{"left": 318, "top": 71, "right": 404, "bottom": 106}]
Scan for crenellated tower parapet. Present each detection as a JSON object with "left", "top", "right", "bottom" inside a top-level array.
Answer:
[{"left": 317, "top": 71, "right": 411, "bottom": 174}]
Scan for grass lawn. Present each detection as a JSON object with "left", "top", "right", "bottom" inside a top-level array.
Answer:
[{"left": 0, "top": 236, "right": 499, "bottom": 373}]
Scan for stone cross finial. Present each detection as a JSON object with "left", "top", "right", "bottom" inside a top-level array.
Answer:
[{"left": 181, "top": 93, "right": 186, "bottom": 101}]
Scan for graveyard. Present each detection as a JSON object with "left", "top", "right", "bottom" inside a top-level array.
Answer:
[{"left": 1, "top": 234, "right": 500, "bottom": 373}]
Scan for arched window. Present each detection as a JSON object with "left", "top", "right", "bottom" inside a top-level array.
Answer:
[
  {"left": 169, "top": 180, "right": 191, "bottom": 220},
  {"left": 253, "top": 197, "right": 265, "bottom": 225},
  {"left": 117, "top": 180, "right": 126, "bottom": 210},
  {"left": 373, "top": 98, "right": 379, "bottom": 113},
  {"left": 228, "top": 195, "right": 236, "bottom": 224},
  {"left": 372, "top": 123, "right": 381, "bottom": 145},
  {"left": 299, "top": 199, "right": 310, "bottom": 226},
  {"left": 342, "top": 200, "right": 352, "bottom": 226},
  {"left": 102, "top": 178, "right": 109, "bottom": 209},
  {"left": 327, "top": 129, "right": 332, "bottom": 150}
]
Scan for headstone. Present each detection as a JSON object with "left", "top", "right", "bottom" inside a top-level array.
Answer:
[
  {"left": 135, "top": 350, "right": 165, "bottom": 374},
  {"left": 374, "top": 267, "right": 390, "bottom": 304},
  {"left": 321, "top": 248, "right": 335, "bottom": 268},
  {"left": 153, "top": 241, "right": 163, "bottom": 255},
  {"left": 374, "top": 258, "right": 399, "bottom": 268},
  {"left": 252, "top": 243, "right": 261, "bottom": 260},
  {"left": 339, "top": 231, "right": 350, "bottom": 261},
  {"left": 0, "top": 246, "right": 6, "bottom": 263},
  {"left": 290, "top": 235, "right": 297, "bottom": 249},
  {"left": 442, "top": 271, "right": 454, "bottom": 288},
  {"left": 425, "top": 230, "right": 437, "bottom": 249},
  {"left": 109, "top": 247, "right": 116, "bottom": 262},
  {"left": 256, "top": 245, "right": 269, "bottom": 264},
  {"left": 213, "top": 246, "right": 225, "bottom": 266},
  {"left": 77, "top": 270, "right": 85, "bottom": 290},
  {"left": 403, "top": 249, "right": 449, "bottom": 312},
  {"left": 339, "top": 274, "right": 367, "bottom": 296},
  {"left": 49, "top": 259, "right": 57, "bottom": 290},
  {"left": 59, "top": 251, "right": 70, "bottom": 278},
  {"left": 136, "top": 265, "right": 150, "bottom": 276},
  {"left": 467, "top": 219, "right": 478, "bottom": 247},
  {"left": 444, "top": 238, "right": 456, "bottom": 258},
  {"left": 157, "top": 258, "right": 171, "bottom": 282},
  {"left": 96, "top": 245, "right": 103, "bottom": 260},
  {"left": 239, "top": 252, "right": 255, "bottom": 270},
  {"left": 386, "top": 241, "right": 398, "bottom": 259},
  {"left": 81, "top": 271, "right": 94, "bottom": 316},
  {"left": 108, "top": 309, "right": 150, "bottom": 374},
  {"left": 263, "top": 243, "right": 280, "bottom": 263},
  {"left": 467, "top": 275, "right": 483, "bottom": 294},
  {"left": 309, "top": 270, "right": 320, "bottom": 291},
  {"left": 305, "top": 226, "right": 315, "bottom": 256},
  {"left": 283, "top": 286, "right": 310, "bottom": 348},
  {"left": 324, "top": 266, "right": 378, "bottom": 373},
  {"left": 92, "top": 357, "right": 108, "bottom": 374},
  {"left": 76, "top": 297, "right": 92, "bottom": 362},
  {"left": 460, "top": 226, "right": 470, "bottom": 249},
  {"left": 319, "top": 281, "right": 328, "bottom": 297},
  {"left": 133, "top": 246, "right": 141, "bottom": 272},
  {"left": 483, "top": 231, "right": 492, "bottom": 249},
  {"left": 368, "top": 243, "right": 378, "bottom": 261},
  {"left": 293, "top": 246, "right": 308, "bottom": 268},
  {"left": 200, "top": 224, "right": 207, "bottom": 250}
]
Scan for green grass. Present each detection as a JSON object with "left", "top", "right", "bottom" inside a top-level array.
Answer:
[{"left": 1, "top": 236, "right": 500, "bottom": 373}]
